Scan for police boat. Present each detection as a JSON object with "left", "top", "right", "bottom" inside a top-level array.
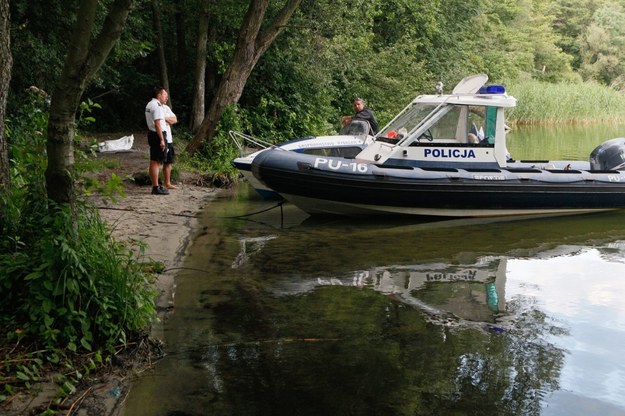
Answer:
[
  {"left": 251, "top": 74, "right": 625, "bottom": 217},
  {"left": 231, "top": 120, "right": 375, "bottom": 199}
]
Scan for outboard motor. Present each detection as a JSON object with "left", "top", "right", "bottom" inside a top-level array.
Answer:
[{"left": 590, "top": 138, "right": 625, "bottom": 170}]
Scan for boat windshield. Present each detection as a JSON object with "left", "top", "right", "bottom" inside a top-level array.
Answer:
[
  {"left": 378, "top": 103, "right": 438, "bottom": 140},
  {"left": 378, "top": 102, "right": 493, "bottom": 146},
  {"left": 340, "top": 119, "right": 371, "bottom": 136}
]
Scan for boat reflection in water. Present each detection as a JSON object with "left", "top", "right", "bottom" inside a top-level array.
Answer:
[
  {"left": 225, "top": 210, "right": 625, "bottom": 414},
  {"left": 265, "top": 256, "right": 508, "bottom": 327}
]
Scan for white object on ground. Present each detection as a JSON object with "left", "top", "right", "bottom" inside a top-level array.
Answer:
[{"left": 98, "top": 134, "right": 134, "bottom": 152}]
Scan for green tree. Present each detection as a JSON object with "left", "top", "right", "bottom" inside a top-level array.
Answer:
[
  {"left": 0, "top": 0, "right": 10, "bottom": 189},
  {"left": 8, "top": 0, "right": 76, "bottom": 106},
  {"left": 578, "top": 1, "right": 625, "bottom": 87},
  {"left": 186, "top": 0, "right": 303, "bottom": 154},
  {"left": 1, "top": 0, "right": 158, "bottom": 360},
  {"left": 551, "top": 0, "right": 603, "bottom": 70},
  {"left": 45, "top": 0, "right": 135, "bottom": 205}
]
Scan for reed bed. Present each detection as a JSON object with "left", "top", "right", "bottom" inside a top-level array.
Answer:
[{"left": 506, "top": 80, "right": 625, "bottom": 126}]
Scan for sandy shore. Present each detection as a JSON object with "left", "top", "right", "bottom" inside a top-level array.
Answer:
[
  {"left": 89, "top": 140, "right": 223, "bottom": 323},
  {"left": 95, "top": 184, "right": 220, "bottom": 316},
  {"left": 94, "top": 184, "right": 220, "bottom": 415}
]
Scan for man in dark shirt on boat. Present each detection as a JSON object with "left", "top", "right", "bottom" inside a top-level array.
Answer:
[{"left": 342, "top": 98, "right": 379, "bottom": 135}]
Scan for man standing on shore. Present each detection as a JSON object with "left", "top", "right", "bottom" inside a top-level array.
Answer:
[
  {"left": 145, "top": 87, "right": 170, "bottom": 195},
  {"left": 162, "top": 103, "right": 178, "bottom": 189}
]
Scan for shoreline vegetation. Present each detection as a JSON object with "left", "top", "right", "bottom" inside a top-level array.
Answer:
[
  {"left": 1, "top": 140, "right": 219, "bottom": 416},
  {"left": 507, "top": 79, "right": 625, "bottom": 125},
  {"left": 2, "top": 79, "right": 625, "bottom": 415}
]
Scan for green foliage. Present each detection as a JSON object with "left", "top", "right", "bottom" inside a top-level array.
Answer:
[
  {"left": 551, "top": 0, "right": 599, "bottom": 69},
  {"left": 0, "top": 349, "right": 44, "bottom": 399},
  {"left": 1, "top": 92, "right": 157, "bottom": 354},
  {"left": 1, "top": 186, "right": 156, "bottom": 354},
  {"left": 507, "top": 78, "right": 625, "bottom": 124},
  {"left": 78, "top": 98, "right": 103, "bottom": 128},
  {"left": 1, "top": 342, "right": 108, "bottom": 407},
  {"left": 577, "top": 1, "right": 625, "bottom": 87},
  {"left": 8, "top": 0, "right": 76, "bottom": 113},
  {"left": 0, "top": 90, "right": 158, "bottom": 409},
  {"left": 180, "top": 106, "right": 240, "bottom": 181}
]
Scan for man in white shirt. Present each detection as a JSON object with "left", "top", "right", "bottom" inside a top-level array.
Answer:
[
  {"left": 145, "top": 87, "right": 169, "bottom": 195},
  {"left": 162, "top": 103, "right": 178, "bottom": 189}
]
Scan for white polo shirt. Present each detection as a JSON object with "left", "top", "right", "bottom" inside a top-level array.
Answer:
[
  {"left": 163, "top": 104, "right": 175, "bottom": 144},
  {"left": 145, "top": 98, "right": 164, "bottom": 132}
]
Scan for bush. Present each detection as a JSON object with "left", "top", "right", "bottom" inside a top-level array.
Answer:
[{"left": 0, "top": 90, "right": 156, "bottom": 353}]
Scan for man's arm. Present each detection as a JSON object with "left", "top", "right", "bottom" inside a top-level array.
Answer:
[
  {"left": 164, "top": 105, "right": 177, "bottom": 126},
  {"left": 165, "top": 114, "right": 177, "bottom": 126},
  {"left": 154, "top": 118, "right": 165, "bottom": 149}
]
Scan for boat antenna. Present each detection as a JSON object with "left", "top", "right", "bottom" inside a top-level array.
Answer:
[{"left": 435, "top": 80, "right": 444, "bottom": 95}]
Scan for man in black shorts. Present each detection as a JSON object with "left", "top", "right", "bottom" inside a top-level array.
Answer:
[{"left": 145, "top": 87, "right": 170, "bottom": 195}]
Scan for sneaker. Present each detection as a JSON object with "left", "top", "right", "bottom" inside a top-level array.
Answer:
[{"left": 151, "top": 186, "right": 169, "bottom": 195}]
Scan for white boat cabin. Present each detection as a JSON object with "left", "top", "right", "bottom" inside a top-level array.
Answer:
[{"left": 356, "top": 74, "right": 517, "bottom": 169}]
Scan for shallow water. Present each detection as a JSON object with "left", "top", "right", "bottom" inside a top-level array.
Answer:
[
  {"left": 120, "top": 186, "right": 625, "bottom": 416},
  {"left": 121, "top": 124, "right": 625, "bottom": 416}
]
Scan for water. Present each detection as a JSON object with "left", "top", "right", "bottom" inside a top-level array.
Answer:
[{"left": 121, "top": 124, "right": 625, "bottom": 416}]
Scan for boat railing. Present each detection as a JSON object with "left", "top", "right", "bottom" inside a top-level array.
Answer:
[{"left": 229, "top": 130, "right": 273, "bottom": 156}]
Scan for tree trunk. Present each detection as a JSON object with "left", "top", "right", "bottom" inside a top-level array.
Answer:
[
  {"left": 190, "top": 0, "right": 211, "bottom": 133},
  {"left": 0, "top": 0, "right": 11, "bottom": 190},
  {"left": 174, "top": 3, "right": 186, "bottom": 78},
  {"left": 45, "top": 0, "right": 134, "bottom": 205},
  {"left": 205, "top": 22, "right": 217, "bottom": 107},
  {"left": 152, "top": 0, "right": 170, "bottom": 97},
  {"left": 186, "top": 0, "right": 302, "bottom": 154}
]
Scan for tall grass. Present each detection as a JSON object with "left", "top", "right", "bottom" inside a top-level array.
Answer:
[{"left": 506, "top": 80, "right": 625, "bottom": 125}]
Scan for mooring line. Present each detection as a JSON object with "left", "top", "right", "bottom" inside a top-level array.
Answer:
[{"left": 224, "top": 200, "right": 286, "bottom": 219}]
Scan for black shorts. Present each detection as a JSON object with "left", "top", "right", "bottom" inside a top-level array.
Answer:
[
  {"left": 164, "top": 142, "right": 175, "bottom": 164},
  {"left": 148, "top": 130, "right": 167, "bottom": 162}
]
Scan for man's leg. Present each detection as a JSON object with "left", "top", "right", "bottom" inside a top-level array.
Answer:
[
  {"left": 163, "top": 163, "right": 178, "bottom": 189},
  {"left": 149, "top": 160, "right": 161, "bottom": 187}
]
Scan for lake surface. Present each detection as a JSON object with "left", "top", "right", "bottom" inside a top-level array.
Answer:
[{"left": 121, "top": 124, "right": 625, "bottom": 416}]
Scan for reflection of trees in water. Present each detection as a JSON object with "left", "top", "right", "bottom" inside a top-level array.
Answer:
[
  {"left": 456, "top": 312, "right": 564, "bottom": 415},
  {"left": 197, "top": 282, "right": 566, "bottom": 415},
  {"left": 180, "top": 206, "right": 622, "bottom": 414},
  {"left": 130, "top": 198, "right": 625, "bottom": 414},
  {"left": 450, "top": 296, "right": 567, "bottom": 416},
  {"left": 499, "top": 296, "right": 567, "bottom": 412}
]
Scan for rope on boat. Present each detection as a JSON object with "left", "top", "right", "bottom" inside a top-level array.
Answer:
[{"left": 225, "top": 200, "right": 286, "bottom": 219}]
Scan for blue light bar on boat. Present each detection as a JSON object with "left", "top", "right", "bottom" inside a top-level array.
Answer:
[{"left": 479, "top": 85, "right": 505, "bottom": 94}]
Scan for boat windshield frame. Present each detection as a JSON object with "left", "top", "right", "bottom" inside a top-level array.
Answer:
[
  {"left": 375, "top": 92, "right": 515, "bottom": 149},
  {"left": 376, "top": 99, "right": 463, "bottom": 146}
]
